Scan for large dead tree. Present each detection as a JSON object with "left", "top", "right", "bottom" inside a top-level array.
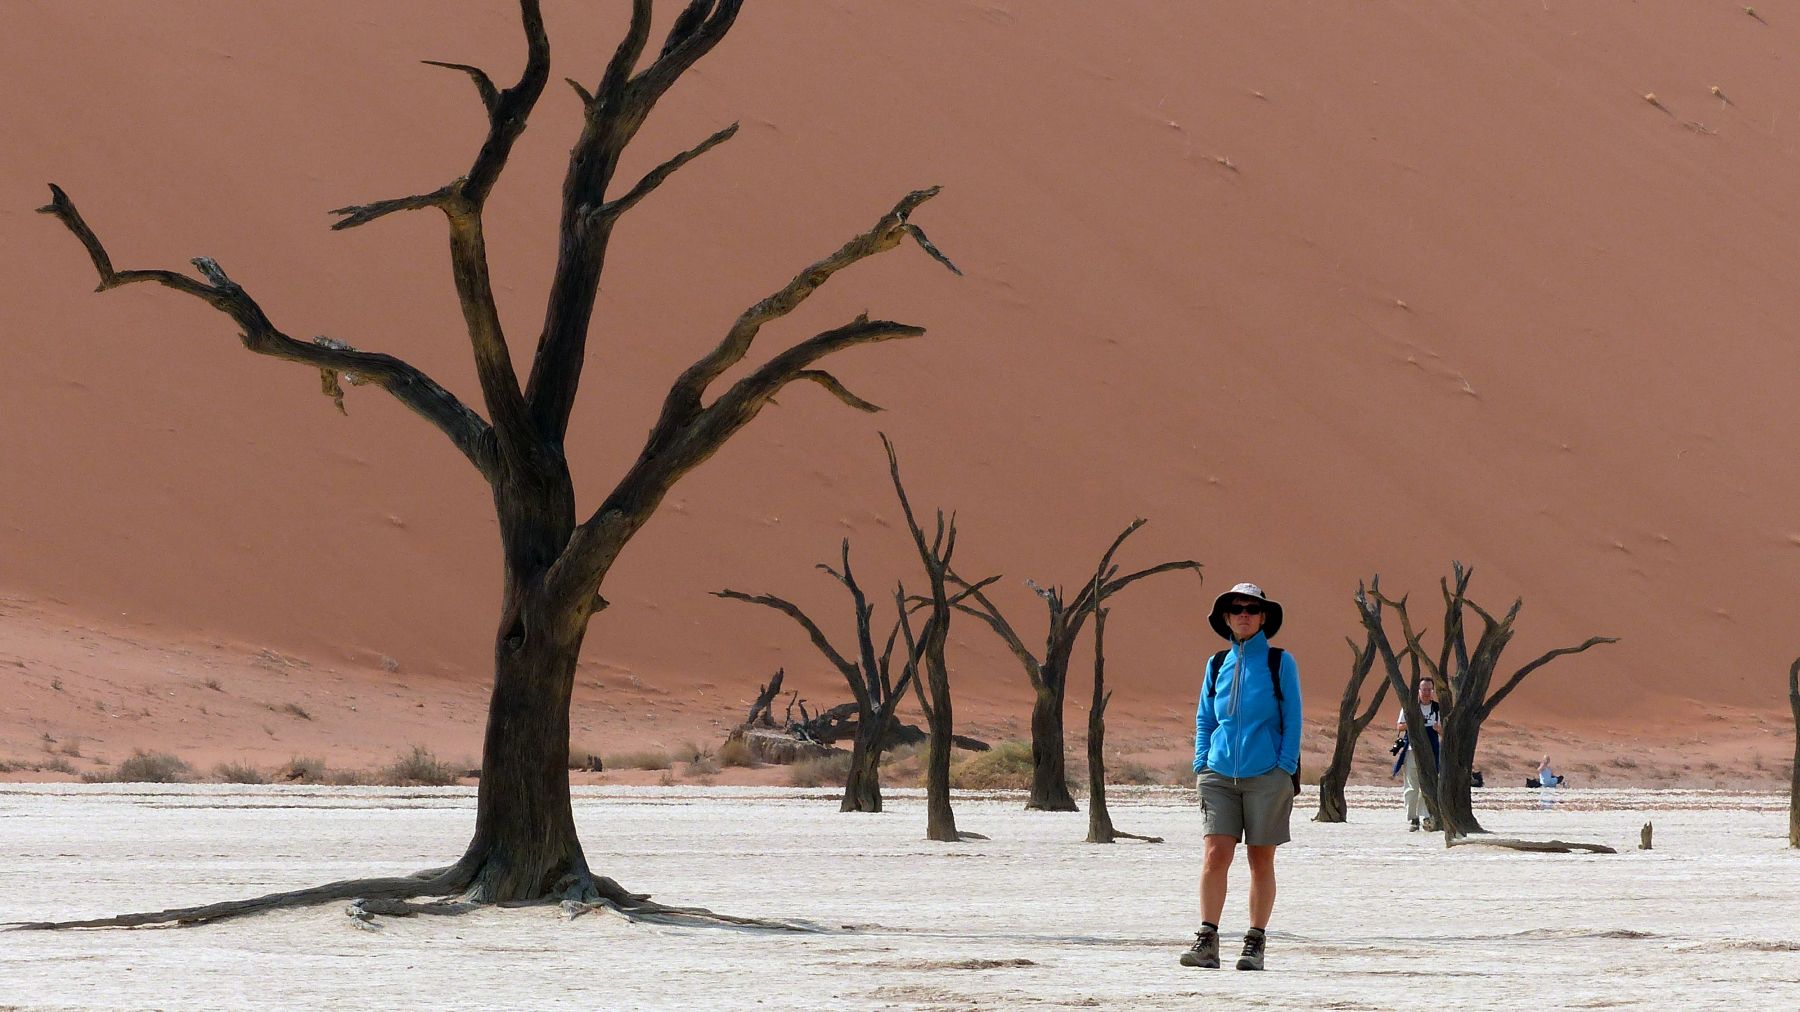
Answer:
[
  {"left": 1312, "top": 629, "right": 1392, "bottom": 823},
  {"left": 717, "top": 539, "right": 990, "bottom": 813},
  {"left": 1789, "top": 657, "right": 1798, "bottom": 849},
  {"left": 948, "top": 519, "right": 1200, "bottom": 811},
  {"left": 1355, "top": 564, "right": 1615, "bottom": 838},
  {"left": 21, "top": 1, "right": 958, "bottom": 930},
  {"left": 885, "top": 436, "right": 976, "bottom": 843}
]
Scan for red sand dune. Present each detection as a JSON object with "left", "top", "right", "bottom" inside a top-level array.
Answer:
[{"left": 3, "top": 2, "right": 1797, "bottom": 781}]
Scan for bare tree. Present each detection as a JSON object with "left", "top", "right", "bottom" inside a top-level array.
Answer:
[
  {"left": 1084, "top": 575, "right": 1163, "bottom": 845},
  {"left": 885, "top": 436, "right": 980, "bottom": 842},
  {"left": 1355, "top": 564, "right": 1616, "bottom": 838},
  {"left": 1789, "top": 657, "right": 1799, "bottom": 849},
  {"left": 949, "top": 520, "right": 1200, "bottom": 811},
  {"left": 745, "top": 669, "right": 785, "bottom": 728},
  {"left": 1312, "top": 629, "right": 1392, "bottom": 823},
  {"left": 718, "top": 539, "right": 969, "bottom": 813},
  {"left": 22, "top": 1, "right": 958, "bottom": 930}
]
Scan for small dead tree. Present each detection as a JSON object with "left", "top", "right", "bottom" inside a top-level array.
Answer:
[
  {"left": 1312, "top": 630, "right": 1392, "bottom": 823},
  {"left": 745, "top": 669, "right": 784, "bottom": 728},
  {"left": 23, "top": 0, "right": 959, "bottom": 930},
  {"left": 1085, "top": 576, "right": 1163, "bottom": 845},
  {"left": 1789, "top": 657, "right": 1799, "bottom": 849},
  {"left": 1357, "top": 564, "right": 1616, "bottom": 838},
  {"left": 949, "top": 519, "right": 1201, "bottom": 811},
  {"left": 885, "top": 436, "right": 976, "bottom": 843},
  {"left": 717, "top": 539, "right": 958, "bottom": 813}
]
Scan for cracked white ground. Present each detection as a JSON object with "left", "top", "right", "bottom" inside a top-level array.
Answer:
[{"left": 2, "top": 785, "right": 1795, "bottom": 1011}]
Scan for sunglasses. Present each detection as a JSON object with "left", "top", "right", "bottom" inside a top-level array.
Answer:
[{"left": 1223, "top": 603, "right": 1264, "bottom": 616}]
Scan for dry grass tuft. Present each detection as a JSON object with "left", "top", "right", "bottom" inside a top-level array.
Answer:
[
  {"left": 86, "top": 750, "right": 195, "bottom": 783},
  {"left": 1105, "top": 758, "right": 1164, "bottom": 786},
  {"left": 686, "top": 755, "right": 722, "bottom": 776},
  {"left": 604, "top": 749, "right": 673, "bottom": 772},
  {"left": 214, "top": 761, "right": 267, "bottom": 784},
  {"left": 378, "top": 746, "right": 460, "bottom": 786},
  {"left": 277, "top": 756, "right": 327, "bottom": 783},
  {"left": 788, "top": 752, "right": 853, "bottom": 788},
  {"left": 947, "top": 739, "right": 1037, "bottom": 790}
]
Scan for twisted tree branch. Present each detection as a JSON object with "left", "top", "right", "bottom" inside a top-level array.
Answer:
[{"left": 38, "top": 186, "right": 495, "bottom": 479}]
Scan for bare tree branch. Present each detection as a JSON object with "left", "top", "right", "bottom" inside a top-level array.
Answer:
[
  {"left": 38, "top": 185, "right": 495, "bottom": 479},
  {"left": 422, "top": 60, "right": 499, "bottom": 114},
  {"left": 662, "top": 188, "right": 948, "bottom": 426},
  {"left": 1480, "top": 636, "right": 1617, "bottom": 719},
  {"left": 329, "top": 184, "right": 457, "bottom": 232},
  {"left": 597, "top": 122, "right": 739, "bottom": 221},
  {"left": 713, "top": 589, "right": 861, "bottom": 690},
  {"left": 787, "top": 370, "right": 883, "bottom": 413}
]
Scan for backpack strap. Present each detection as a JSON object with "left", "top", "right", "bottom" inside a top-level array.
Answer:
[
  {"left": 1267, "top": 646, "right": 1286, "bottom": 739},
  {"left": 1205, "top": 650, "right": 1227, "bottom": 701}
]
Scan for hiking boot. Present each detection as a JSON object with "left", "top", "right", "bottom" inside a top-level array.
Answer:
[
  {"left": 1235, "top": 930, "right": 1266, "bottom": 971},
  {"left": 1179, "top": 925, "right": 1220, "bottom": 968},
  {"left": 1421, "top": 816, "right": 1438, "bottom": 833},
  {"left": 1408, "top": 818, "right": 1420, "bottom": 832}
]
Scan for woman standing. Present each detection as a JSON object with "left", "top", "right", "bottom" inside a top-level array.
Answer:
[{"left": 1182, "top": 582, "right": 1303, "bottom": 972}]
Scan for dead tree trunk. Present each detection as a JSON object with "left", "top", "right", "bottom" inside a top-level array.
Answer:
[
  {"left": 1085, "top": 596, "right": 1163, "bottom": 844},
  {"left": 886, "top": 436, "right": 979, "bottom": 843},
  {"left": 1357, "top": 564, "right": 1615, "bottom": 840},
  {"left": 746, "top": 669, "right": 784, "bottom": 727},
  {"left": 1313, "top": 631, "right": 1391, "bottom": 823},
  {"left": 949, "top": 519, "right": 1200, "bottom": 811},
  {"left": 717, "top": 539, "right": 935, "bottom": 813},
  {"left": 1789, "top": 658, "right": 1799, "bottom": 849},
  {"left": 24, "top": 0, "right": 960, "bottom": 929}
]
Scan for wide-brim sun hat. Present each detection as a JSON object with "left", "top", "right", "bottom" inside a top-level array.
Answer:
[{"left": 1209, "top": 582, "right": 1283, "bottom": 640}]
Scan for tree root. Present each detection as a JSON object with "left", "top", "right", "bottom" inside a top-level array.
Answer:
[
  {"left": 1447, "top": 836, "right": 1617, "bottom": 855},
  {"left": 1109, "top": 830, "right": 1164, "bottom": 844},
  {"left": 6, "top": 865, "right": 472, "bottom": 931},
  {"left": 5, "top": 863, "right": 820, "bottom": 933}
]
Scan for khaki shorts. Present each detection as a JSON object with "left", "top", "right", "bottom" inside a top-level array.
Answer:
[{"left": 1197, "top": 768, "right": 1294, "bottom": 846}]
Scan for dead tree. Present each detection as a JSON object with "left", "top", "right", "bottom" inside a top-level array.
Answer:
[
  {"left": 1356, "top": 564, "right": 1616, "bottom": 838},
  {"left": 745, "top": 669, "right": 784, "bottom": 728},
  {"left": 948, "top": 519, "right": 1201, "bottom": 811},
  {"left": 22, "top": 0, "right": 958, "bottom": 930},
  {"left": 1085, "top": 578, "right": 1162, "bottom": 844},
  {"left": 1789, "top": 658, "right": 1799, "bottom": 849},
  {"left": 885, "top": 436, "right": 978, "bottom": 843},
  {"left": 1312, "top": 630, "right": 1392, "bottom": 823},
  {"left": 717, "top": 539, "right": 952, "bottom": 813}
]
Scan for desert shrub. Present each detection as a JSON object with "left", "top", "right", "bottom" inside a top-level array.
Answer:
[
  {"left": 42, "top": 757, "right": 77, "bottom": 775},
  {"left": 87, "top": 750, "right": 195, "bottom": 783},
  {"left": 604, "top": 749, "right": 672, "bottom": 771},
  {"left": 378, "top": 746, "right": 459, "bottom": 786},
  {"left": 214, "top": 761, "right": 267, "bottom": 784},
  {"left": 0, "top": 757, "right": 22, "bottom": 772},
  {"left": 656, "top": 769, "right": 677, "bottom": 787},
  {"left": 675, "top": 741, "right": 706, "bottom": 764},
  {"left": 947, "top": 739, "right": 1036, "bottom": 790},
  {"left": 1106, "top": 758, "right": 1163, "bottom": 786},
  {"left": 326, "top": 768, "right": 371, "bottom": 786},
  {"left": 788, "top": 752, "right": 853, "bottom": 788},
  {"left": 687, "top": 755, "right": 722, "bottom": 776},
  {"left": 59, "top": 737, "right": 83, "bottom": 757},
  {"left": 717, "top": 736, "right": 759, "bottom": 768},
  {"left": 278, "top": 756, "right": 327, "bottom": 783},
  {"left": 279, "top": 702, "right": 313, "bottom": 721},
  {"left": 202, "top": 677, "right": 223, "bottom": 691}
]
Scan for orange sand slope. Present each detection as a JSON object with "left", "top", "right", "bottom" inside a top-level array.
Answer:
[{"left": 4, "top": 3, "right": 1799, "bottom": 769}]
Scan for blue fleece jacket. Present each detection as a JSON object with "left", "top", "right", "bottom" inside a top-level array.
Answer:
[{"left": 1193, "top": 631, "right": 1302, "bottom": 778}]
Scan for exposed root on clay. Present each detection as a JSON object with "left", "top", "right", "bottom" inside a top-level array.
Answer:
[
  {"left": 6, "top": 861, "right": 818, "bottom": 933},
  {"left": 1447, "top": 836, "right": 1618, "bottom": 855},
  {"left": 5, "top": 865, "right": 473, "bottom": 931},
  {"left": 1101, "top": 830, "right": 1165, "bottom": 844},
  {"left": 556, "top": 870, "right": 823, "bottom": 932}
]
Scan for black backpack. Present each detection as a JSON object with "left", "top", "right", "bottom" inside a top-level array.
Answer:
[{"left": 1206, "top": 646, "right": 1300, "bottom": 796}]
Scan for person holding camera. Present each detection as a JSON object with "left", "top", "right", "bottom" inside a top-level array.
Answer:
[
  {"left": 1182, "top": 583, "right": 1303, "bottom": 972},
  {"left": 1390, "top": 679, "right": 1442, "bottom": 831}
]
